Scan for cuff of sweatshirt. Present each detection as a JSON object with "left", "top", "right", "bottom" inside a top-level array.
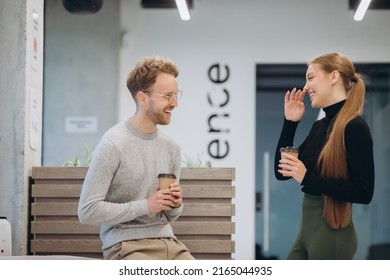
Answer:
[
  {"left": 170, "top": 203, "right": 183, "bottom": 213},
  {"left": 283, "top": 118, "right": 299, "bottom": 130},
  {"left": 164, "top": 204, "right": 183, "bottom": 221}
]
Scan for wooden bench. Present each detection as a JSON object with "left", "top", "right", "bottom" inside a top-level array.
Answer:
[{"left": 29, "top": 167, "right": 235, "bottom": 259}]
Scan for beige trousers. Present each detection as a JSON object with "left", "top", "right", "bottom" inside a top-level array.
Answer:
[{"left": 103, "top": 238, "right": 195, "bottom": 260}]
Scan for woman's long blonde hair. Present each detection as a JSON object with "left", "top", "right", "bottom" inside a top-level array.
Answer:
[{"left": 312, "top": 53, "right": 365, "bottom": 229}]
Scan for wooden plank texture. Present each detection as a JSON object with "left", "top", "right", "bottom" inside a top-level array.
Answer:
[
  {"left": 32, "top": 203, "right": 78, "bottom": 216},
  {"left": 30, "top": 240, "right": 234, "bottom": 254},
  {"left": 32, "top": 167, "right": 235, "bottom": 181},
  {"left": 32, "top": 184, "right": 234, "bottom": 199},
  {"left": 32, "top": 221, "right": 234, "bottom": 235},
  {"left": 32, "top": 167, "right": 88, "bottom": 179},
  {"left": 32, "top": 184, "right": 82, "bottom": 197},
  {"left": 181, "top": 185, "right": 234, "bottom": 198},
  {"left": 168, "top": 221, "right": 234, "bottom": 235},
  {"left": 31, "top": 221, "right": 100, "bottom": 234},
  {"left": 31, "top": 239, "right": 102, "bottom": 253},
  {"left": 32, "top": 202, "right": 234, "bottom": 217},
  {"left": 183, "top": 240, "right": 235, "bottom": 253},
  {"left": 180, "top": 167, "right": 235, "bottom": 180}
]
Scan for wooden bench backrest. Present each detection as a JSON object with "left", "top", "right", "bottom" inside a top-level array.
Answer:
[{"left": 29, "top": 167, "right": 235, "bottom": 259}]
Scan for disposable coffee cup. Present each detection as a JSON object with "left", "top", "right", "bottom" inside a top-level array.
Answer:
[
  {"left": 280, "top": 146, "right": 299, "bottom": 176},
  {"left": 280, "top": 146, "right": 299, "bottom": 158},
  {"left": 158, "top": 173, "right": 176, "bottom": 190}
]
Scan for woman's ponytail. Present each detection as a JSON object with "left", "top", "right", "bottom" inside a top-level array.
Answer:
[{"left": 313, "top": 53, "right": 366, "bottom": 229}]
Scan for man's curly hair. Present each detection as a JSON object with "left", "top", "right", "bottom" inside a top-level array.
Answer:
[{"left": 126, "top": 56, "right": 179, "bottom": 102}]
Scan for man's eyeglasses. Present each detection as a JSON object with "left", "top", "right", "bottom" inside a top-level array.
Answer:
[{"left": 144, "top": 90, "right": 183, "bottom": 102}]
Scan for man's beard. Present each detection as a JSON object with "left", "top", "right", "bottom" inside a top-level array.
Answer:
[{"left": 147, "top": 103, "right": 171, "bottom": 125}]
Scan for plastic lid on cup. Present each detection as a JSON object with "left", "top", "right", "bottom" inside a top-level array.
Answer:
[
  {"left": 280, "top": 146, "right": 299, "bottom": 153},
  {"left": 158, "top": 173, "right": 176, "bottom": 179}
]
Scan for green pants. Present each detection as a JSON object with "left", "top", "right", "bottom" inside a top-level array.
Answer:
[{"left": 288, "top": 194, "right": 357, "bottom": 260}]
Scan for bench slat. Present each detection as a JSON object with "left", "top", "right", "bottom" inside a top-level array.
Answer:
[
  {"left": 32, "top": 203, "right": 78, "bottom": 216},
  {"left": 31, "top": 239, "right": 102, "bottom": 253},
  {"left": 184, "top": 240, "right": 235, "bottom": 253},
  {"left": 31, "top": 221, "right": 234, "bottom": 235},
  {"left": 171, "top": 221, "right": 234, "bottom": 235},
  {"left": 33, "top": 167, "right": 88, "bottom": 179},
  {"left": 32, "top": 185, "right": 82, "bottom": 197},
  {"left": 181, "top": 203, "right": 234, "bottom": 216},
  {"left": 31, "top": 221, "right": 99, "bottom": 234},
  {"left": 180, "top": 168, "right": 235, "bottom": 180},
  {"left": 32, "top": 167, "right": 235, "bottom": 181},
  {"left": 32, "top": 184, "right": 234, "bottom": 199},
  {"left": 181, "top": 185, "right": 234, "bottom": 198},
  {"left": 30, "top": 240, "right": 234, "bottom": 254},
  {"left": 32, "top": 202, "right": 234, "bottom": 217}
]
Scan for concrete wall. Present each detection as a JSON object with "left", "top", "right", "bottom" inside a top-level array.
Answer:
[{"left": 0, "top": 0, "right": 44, "bottom": 255}]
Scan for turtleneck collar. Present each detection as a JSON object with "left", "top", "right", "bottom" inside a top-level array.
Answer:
[{"left": 323, "top": 99, "right": 346, "bottom": 119}]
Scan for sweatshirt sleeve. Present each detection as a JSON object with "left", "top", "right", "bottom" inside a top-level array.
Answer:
[
  {"left": 301, "top": 118, "right": 375, "bottom": 204},
  {"left": 163, "top": 142, "right": 183, "bottom": 221},
  {"left": 274, "top": 118, "right": 300, "bottom": 180},
  {"left": 78, "top": 139, "right": 150, "bottom": 225}
]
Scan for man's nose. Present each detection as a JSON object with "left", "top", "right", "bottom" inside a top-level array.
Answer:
[{"left": 170, "top": 98, "right": 179, "bottom": 107}]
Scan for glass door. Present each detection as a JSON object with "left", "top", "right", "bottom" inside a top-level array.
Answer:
[
  {"left": 255, "top": 64, "right": 318, "bottom": 259},
  {"left": 355, "top": 63, "right": 390, "bottom": 259}
]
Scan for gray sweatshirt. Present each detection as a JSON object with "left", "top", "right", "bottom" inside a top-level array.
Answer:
[{"left": 78, "top": 120, "right": 183, "bottom": 250}]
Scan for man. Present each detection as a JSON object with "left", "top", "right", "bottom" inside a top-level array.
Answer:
[{"left": 78, "top": 56, "right": 194, "bottom": 260}]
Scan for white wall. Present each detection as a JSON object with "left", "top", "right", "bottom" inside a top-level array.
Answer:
[{"left": 118, "top": 0, "right": 390, "bottom": 259}]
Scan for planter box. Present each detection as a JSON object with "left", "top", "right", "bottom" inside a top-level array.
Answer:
[{"left": 29, "top": 167, "right": 235, "bottom": 259}]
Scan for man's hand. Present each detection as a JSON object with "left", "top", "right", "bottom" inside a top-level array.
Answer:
[
  {"left": 168, "top": 182, "right": 183, "bottom": 208},
  {"left": 147, "top": 182, "right": 183, "bottom": 213},
  {"left": 147, "top": 188, "right": 175, "bottom": 214}
]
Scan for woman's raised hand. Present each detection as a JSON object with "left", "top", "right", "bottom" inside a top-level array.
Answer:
[{"left": 284, "top": 88, "right": 307, "bottom": 122}]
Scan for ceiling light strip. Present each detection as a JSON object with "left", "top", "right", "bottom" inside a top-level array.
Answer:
[
  {"left": 354, "top": 0, "right": 372, "bottom": 21},
  {"left": 175, "top": 0, "right": 190, "bottom": 20}
]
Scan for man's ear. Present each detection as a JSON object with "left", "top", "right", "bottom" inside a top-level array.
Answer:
[{"left": 137, "top": 91, "right": 148, "bottom": 105}]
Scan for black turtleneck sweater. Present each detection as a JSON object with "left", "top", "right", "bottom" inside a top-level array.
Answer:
[{"left": 274, "top": 100, "right": 375, "bottom": 204}]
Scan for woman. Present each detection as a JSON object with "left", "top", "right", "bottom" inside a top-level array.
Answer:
[{"left": 274, "top": 52, "right": 375, "bottom": 260}]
